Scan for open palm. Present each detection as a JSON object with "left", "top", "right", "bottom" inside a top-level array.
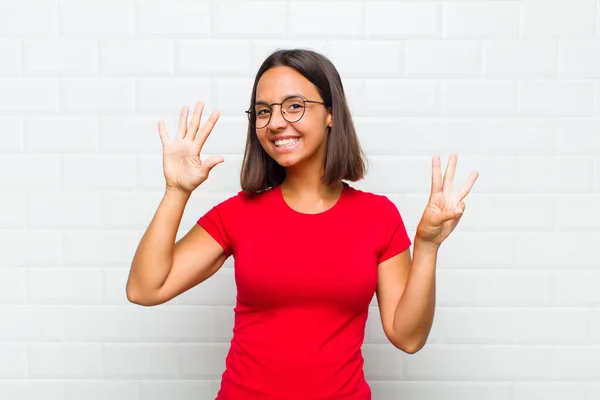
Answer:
[
  {"left": 416, "top": 154, "right": 479, "bottom": 246},
  {"left": 159, "top": 102, "right": 223, "bottom": 194}
]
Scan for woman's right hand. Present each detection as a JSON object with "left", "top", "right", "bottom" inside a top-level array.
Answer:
[{"left": 158, "top": 101, "right": 223, "bottom": 194}]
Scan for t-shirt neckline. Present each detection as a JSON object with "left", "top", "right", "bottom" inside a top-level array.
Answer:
[{"left": 277, "top": 181, "right": 348, "bottom": 217}]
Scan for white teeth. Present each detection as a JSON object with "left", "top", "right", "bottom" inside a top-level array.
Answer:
[{"left": 274, "top": 138, "right": 299, "bottom": 147}]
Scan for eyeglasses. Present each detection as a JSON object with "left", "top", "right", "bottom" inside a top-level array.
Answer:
[{"left": 245, "top": 96, "right": 326, "bottom": 129}]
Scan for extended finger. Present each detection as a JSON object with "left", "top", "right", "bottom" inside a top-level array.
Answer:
[
  {"left": 194, "top": 111, "right": 221, "bottom": 148},
  {"left": 158, "top": 120, "right": 169, "bottom": 145},
  {"left": 177, "top": 106, "right": 190, "bottom": 139},
  {"left": 455, "top": 171, "right": 479, "bottom": 202},
  {"left": 442, "top": 154, "right": 457, "bottom": 197},
  {"left": 187, "top": 101, "right": 205, "bottom": 141},
  {"left": 430, "top": 155, "right": 443, "bottom": 197}
]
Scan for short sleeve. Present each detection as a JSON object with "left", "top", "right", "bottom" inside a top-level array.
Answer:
[
  {"left": 197, "top": 203, "right": 233, "bottom": 257},
  {"left": 377, "top": 197, "right": 412, "bottom": 264}
]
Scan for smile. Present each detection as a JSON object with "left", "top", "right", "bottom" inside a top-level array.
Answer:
[{"left": 273, "top": 138, "right": 300, "bottom": 148}]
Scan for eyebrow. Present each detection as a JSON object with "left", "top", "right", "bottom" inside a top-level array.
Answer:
[{"left": 255, "top": 94, "right": 306, "bottom": 105}]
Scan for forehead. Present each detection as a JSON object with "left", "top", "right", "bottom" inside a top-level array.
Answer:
[{"left": 255, "top": 66, "right": 319, "bottom": 102}]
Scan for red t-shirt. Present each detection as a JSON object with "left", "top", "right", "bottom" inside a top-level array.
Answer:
[{"left": 197, "top": 182, "right": 411, "bottom": 400}]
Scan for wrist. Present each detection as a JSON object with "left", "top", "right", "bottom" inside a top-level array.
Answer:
[
  {"left": 414, "top": 235, "right": 441, "bottom": 252},
  {"left": 164, "top": 186, "right": 192, "bottom": 201}
]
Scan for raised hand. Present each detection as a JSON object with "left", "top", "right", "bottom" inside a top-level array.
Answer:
[
  {"left": 415, "top": 154, "right": 479, "bottom": 247},
  {"left": 158, "top": 101, "right": 223, "bottom": 194}
]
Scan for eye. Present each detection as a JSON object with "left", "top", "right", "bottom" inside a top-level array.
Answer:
[{"left": 255, "top": 108, "right": 270, "bottom": 116}]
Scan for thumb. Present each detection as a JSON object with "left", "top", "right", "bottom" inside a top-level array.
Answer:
[{"left": 202, "top": 155, "right": 225, "bottom": 175}]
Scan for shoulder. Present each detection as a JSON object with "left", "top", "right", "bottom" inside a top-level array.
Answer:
[
  {"left": 344, "top": 183, "right": 400, "bottom": 217},
  {"left": 212, "top": 186, "right": 278, "bottom": 213}
]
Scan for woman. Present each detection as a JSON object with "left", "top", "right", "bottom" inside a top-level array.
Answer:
[{"left": 126, "top": 49, "right": 479, "bottom": 400}]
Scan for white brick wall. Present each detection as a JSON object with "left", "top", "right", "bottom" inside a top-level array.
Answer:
[{"left": 0, "top": 0, "right": 599, "bottom": 399}]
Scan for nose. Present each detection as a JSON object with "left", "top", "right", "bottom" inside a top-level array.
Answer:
[{"left": 267, "top": 105, "right": 288, "bottom": 130}]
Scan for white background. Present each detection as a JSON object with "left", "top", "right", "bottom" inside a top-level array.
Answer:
[{"left": 1, "top": 0, "right": 600, "bottom": 399}]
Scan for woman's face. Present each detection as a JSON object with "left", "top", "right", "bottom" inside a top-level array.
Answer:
[{"left": 254, "top": 66, "right": 332, "bottom": 170}]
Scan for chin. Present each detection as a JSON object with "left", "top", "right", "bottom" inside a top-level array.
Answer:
[{"left": 271, "top": 153, "right": 303, "bottom": 168}]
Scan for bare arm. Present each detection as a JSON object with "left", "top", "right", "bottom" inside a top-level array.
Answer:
[
  {"left": 126, "top": 189, "right": 227, "bottom": 306},
  {"left": 126, "top": 101, "right": 226, "bottom": 306}
]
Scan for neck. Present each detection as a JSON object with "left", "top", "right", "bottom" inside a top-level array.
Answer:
[{"left": 282, "top": 162, "right": 342, "bottom": 197}]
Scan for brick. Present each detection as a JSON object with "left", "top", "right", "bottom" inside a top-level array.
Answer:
[
  {"left": 60, "top": 0, "right": 134, "bottom": 37},
  {"left": 522, "top": 0, "right": 597, "bottom": 37},
  {"left": 177, "top": 40, "right": 252, "bottom": 75},
  {"left": 0, "top": 381, "right": 64, "bottom": 400},
  {"left": 327, "top": 41, "right": 404, "bottom": 76},
  {"left": 137, "top": 0, "right": 210, "bottom": 36},
  {"left": 0, "top": 231, "right": 61, "bottom": 266},
  {"left": 24, "top": 116, "right": 99, "bottom": 154},
  {"left": 0, "top": 192, "right": 26, "bottom": 228},
  {"left": 28, "top": 343, "right": 102, "bottom": 378},
  {"left": 23, "top": 39, "right": 97, "bottom": 76},
  {"left": 442, "top": 80, "right": 517, "bottom": 116},
  {"left": 371, "top": 382, "right": 513, "bottom": 400},
  {"left": 135, "top": 78, "right": 211, "bottom": 113},
  {"left": 403, "top": 345, "right": 553, "bottom": 380},
  {"left": 559, "top": 40, "right": 600, "bottom": 77},
  {"left": 556, "top": 194, "right": 600, "bottom": 230},
  {"left": 290, "top": 2, "right": 363, "bottom": 36},
  {"left": 0, "top": 78, "right": 59, "bottom": 112},
  {"left": 99, "top": 39, "right": 174, "bottom": 75},
  {"left": 366, "top": 2, "right": 439, "bottom": 38},
  {"left": 556, "top": 271, "right": 600, "bottom": 304},
  {"left": 177, "top": 268, "right": 236, "bottom": 307},
  {"left": 64, "top": 306, "right": 140, "bottom": 342},
  {"left": 139, "top": 306, "right": 215, "bottom": 342},
  {"left": 442, "top": 2, "right": 519, "bottom": 38},
  {"left": 0, "top": 1, "right": 57, "bottom": 36},
  {"left": 0, "top": 40, "right": 21, "bottom": 75},
  {"left": 428, "top": 307, "right": 517, "bottom": 344},
  {"left": 60, "top": 155, "right": 136, "bottom": 190},
  {"left": 554, "top": 347, "right": 600, "bottom": 379},
  {"left": 0, "top": 306, "right": 64, "bottom": 341},
  {"left": 483, "top": 40, "right": 558, "bottom": 78},
  {"left": 0, "top": 269, "right": 26, "bottom": 304},
  {"left": 27, "top": 268, "right": 103, "bottom": 305},
  {"left": 362, "top": 343, "right": 403, "bottom": 380},
  {"left": 0, "top": 344, "right": 26, "bottom": 378},
  {"left": 364, "top": 80, "right": 439, "bottom": 117},
  {"left": 178, "top": 343, "right": 228, "bottom": 378},
  {"left": 556, "top": 118, "right": 600, "bottom": 155},
  {"left": 62, "top": 230, "right": 140, "bottom": 266},
  {"left": 138, "top": 380, "right": 220, "bottom": 400},
  {"left": 405, "top": 41, "right": 481, "bottom": 77},
  {"left": 518, "top": 80, "right": 595, "bottom": 117},
  {"left": 64, "top": 380, "right": 138, "bottom": 400},
  {"left": 103, "top": 344, "right": 178, "bottom": 378},
  {"left": 0, "top": 116, "right": 22, "bottom": 153},
  {"left": 479, "top": 118, "right": 556, "bottom": 155},
  {"left": 27, "top": 193, "right": 101, "bottom": 229},
  {"left": 514, "top": 382, "right": 600, "bottom": 400},
  {"left": 516, "top": 308, "right": 590, "bottom": 344},
  {"left": 213, "top": 1, "right": 286, "bottom": 36},
  {"left": 61, "top": 79, "right": 135, "bottom": 113}
]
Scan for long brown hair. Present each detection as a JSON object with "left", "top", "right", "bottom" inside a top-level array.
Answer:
[{"left": 240, "top": 49, "right": 366, "bottom": 193}]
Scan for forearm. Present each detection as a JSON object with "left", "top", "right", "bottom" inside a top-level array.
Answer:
[
  {"left": 127, "top": 188, "right": 191, "bottom": 300},
  {"left": 392, "top": 238, "right": 439, "bottom": 352}
]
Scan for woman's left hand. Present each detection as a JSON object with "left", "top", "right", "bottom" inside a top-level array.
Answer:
[{"left": 416, "top": 154, "right": 479, "bottom": 247}]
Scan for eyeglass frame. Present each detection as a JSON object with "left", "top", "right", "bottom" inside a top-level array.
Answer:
[{"left": 245, "top": 95, "right": 328, "bottom": 128}]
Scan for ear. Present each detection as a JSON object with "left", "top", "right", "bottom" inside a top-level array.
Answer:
[{"left": 326, "top": 110, "right": 333, "bottom": 128}]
